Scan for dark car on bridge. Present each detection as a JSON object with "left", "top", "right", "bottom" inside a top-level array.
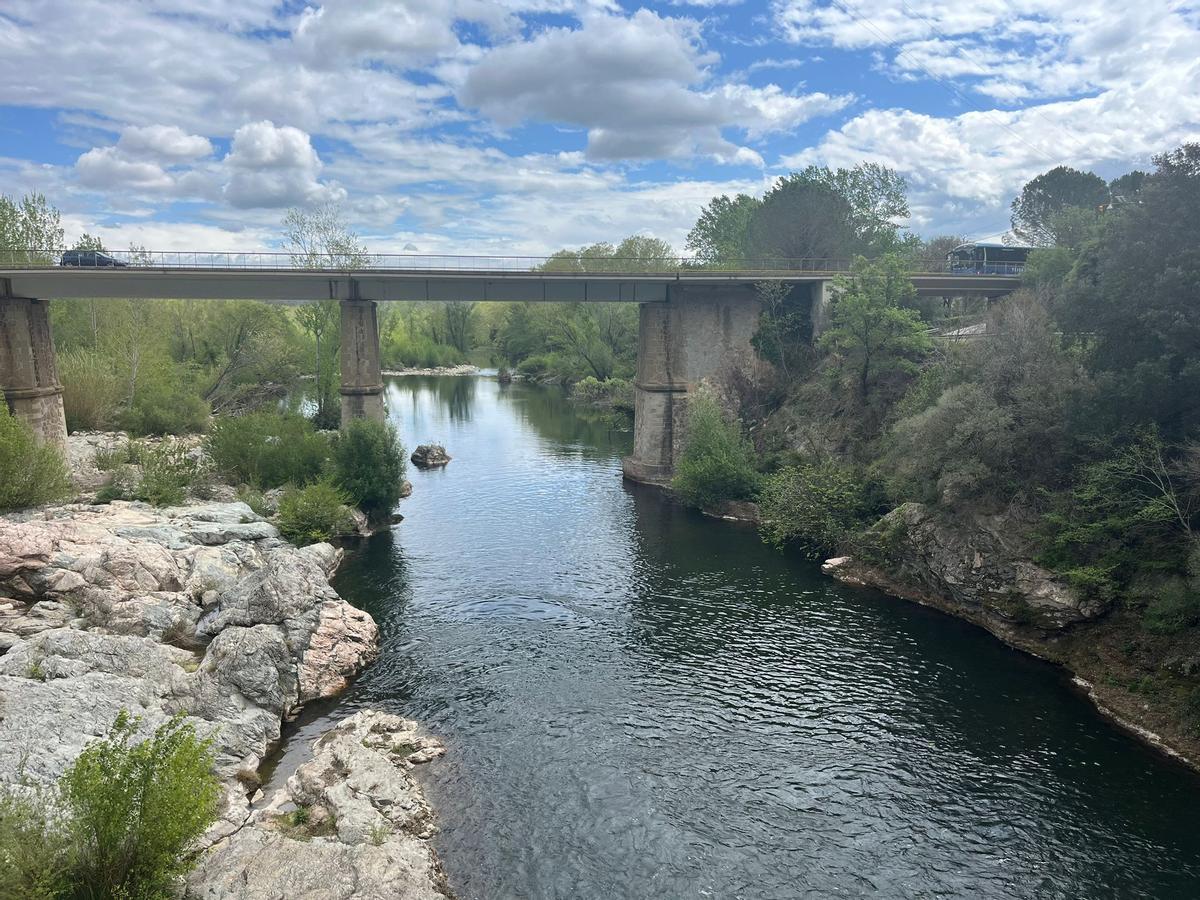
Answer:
[{"left": 60, "top": 249, "right": 128, "bottom": 267}]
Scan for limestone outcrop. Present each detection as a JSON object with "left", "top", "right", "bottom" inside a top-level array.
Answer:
[
  {"left": 187, "top": 710, "right": 449, "bottom": 899},
  {"left": 823, "top": 502, "right": 1100, "bottom": 631}
]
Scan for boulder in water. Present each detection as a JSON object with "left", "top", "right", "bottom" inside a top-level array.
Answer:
[{"left": 410, "top": 445, "right": 451, "bottom": 469}]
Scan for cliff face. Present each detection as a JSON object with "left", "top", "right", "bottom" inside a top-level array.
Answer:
[{"left": 824, "top": 502, "right": 1200, "bottom": 769}]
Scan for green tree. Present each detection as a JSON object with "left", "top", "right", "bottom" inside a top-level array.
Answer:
[
  {"left": 685, "top": 193, "right": 760, "bottom": 266},
  {"left": 1010, "top": 165, "right": 1110, "bottom": 246},
  {"left": 818, "top": 255, "right": 932, "bottom": 405},
  {"left": 758, "top": 459, "right": 869, "bottom": 557},
  {"left": 1055, "top": 143, "right": 1200, "bottom": 440},
  {"left": 0, "top": 192, "right": 64, "bottom": 265}
]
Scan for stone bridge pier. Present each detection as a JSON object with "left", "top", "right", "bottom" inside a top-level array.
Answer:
[
  {"left": 622, "top": 284, "right": 762, "bottom": 486},
  {"left": 339, "top": 299, "right": 386, "bottom": 424},
  {"left": 0, "top": 295, "right": 67, "bottom": 450}
]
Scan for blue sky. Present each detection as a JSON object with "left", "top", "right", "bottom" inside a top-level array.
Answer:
[{"left": 1, "top": 0, "right": 1197, "bottom": 254}]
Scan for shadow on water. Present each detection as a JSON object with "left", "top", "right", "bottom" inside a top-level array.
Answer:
[{"left": 288, "top": 375, "right": 1200, "bottom": 900}]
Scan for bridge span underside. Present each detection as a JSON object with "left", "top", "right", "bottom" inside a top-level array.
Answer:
[{"left": 0, "top": 267, "right": 1019, "bottom": 482}]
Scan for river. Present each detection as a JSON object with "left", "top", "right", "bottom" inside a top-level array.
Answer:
[{"left": 293, "top": 374, "right": 1200, "bottom": 899}]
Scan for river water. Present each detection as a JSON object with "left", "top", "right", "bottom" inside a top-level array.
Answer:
[{"left": 309, "top": 375, "right": 1200, "bottom": 899}]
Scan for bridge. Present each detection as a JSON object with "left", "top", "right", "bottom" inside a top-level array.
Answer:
[{"left": 0, "top": 252, "right": 1021, "bottom": 485}]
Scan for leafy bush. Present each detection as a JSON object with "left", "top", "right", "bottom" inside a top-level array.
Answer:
[
  {"left": 1141, "top": 577, "right": 1200, "bottom": 634},
  {"left": 94, "top": 442, "right": 197, "bottom": 507},
  {"left": 59, "top": 349, "right": 123, "bottom": 432},
  {"left": 571, "top": 376, "right": 633, "bottom": 409},
  {"left": 0, "top": 404, "right": 72, "bottom": 512},
  {"left": 0, "top": 713, "right": 220, "bottom": 900},
  {"left": 119, "top": 360, "right": 210, "bottom": 436},
  {"left": 205, "top": 412, "right": 331, "bottom": 489},
  {"left": 758, "top": 460, "right": 870, "bottom": 557},
  {"left": 333, "top": 418, "right": 406, "bottom": 520},
  {"left": 60, "top": 711, "right": 219, "bottom": 900},
  {"left": 381, "top": 332, "right": 464, "bottom": 369},
  {"left": 671, "top": 392, "right": 761, "bottom": 509},
  {"left": 0, "top": 788, "right": 71, "bottom": 900},
  {"left": 277, "top": 480, "right": 356, "bottom": 545}
]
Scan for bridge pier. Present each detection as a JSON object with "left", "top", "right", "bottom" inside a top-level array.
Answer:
[
  {"left": 0, "top": 295, "right": 67, "bottom": 450},
  {"left": 623, "top": 285, "right": 761, "bottom": 486},
  {"left": 339, "top": 299, "right": 385, "bottom": 425}
]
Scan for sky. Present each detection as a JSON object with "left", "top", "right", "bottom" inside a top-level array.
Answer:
[{"left": 1, "top": 0, "right": 1198, "bottom": 256}]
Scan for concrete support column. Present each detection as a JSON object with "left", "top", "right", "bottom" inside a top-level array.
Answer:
[
  {"left": 622, "top": 285, "right": 760, "bottom": 485},
  {"left": 810, "top": 279, "right": 834, "bottom": 341},
  {"left": 339, "top": 299, "right": 385, "bottom": 424},
  {"left": 0, "top": 296, "right": 67, "bottom": 450}
]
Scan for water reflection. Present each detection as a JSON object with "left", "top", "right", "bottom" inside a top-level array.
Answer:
[{"left": 321, "top": 375, "right": 1200, "bottom": 900}]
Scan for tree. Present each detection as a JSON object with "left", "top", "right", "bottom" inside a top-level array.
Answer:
[
  {"left": 73, "top": 234, "right": 107, "bottom": 344},
  {"left": 0, "top": 192, "right": 64, "bottom": 265},
  {"left": 1056, "top": 143, "right": 1200, "bottom": 441},
  {"left": 685, "top": 194, "right": 760, "bottom": 266},
  {"left": 283, "top": 206, "right": 368, "bottom": 427},
  {"left": 443, "top": 302, "right": 476, "bottom": 353},
  {"left": 282, "top": 205, "right": 369, "bottom": 269},
  {"left": 1010, "top": 166, "right": 1110, "bottom": 246},
  {"left": 295, "top": 300, "right": 340, "bottom": 428},
  {"left": 740, "top": 163, "right": 909, "bottom": 264},
  {"left": 819, "top": 255, "right": 932, "bottom": 405}
]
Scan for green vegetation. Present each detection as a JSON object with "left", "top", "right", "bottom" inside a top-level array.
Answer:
[
  {"left": 94, "top": 441, "right": 198, "bottom": 507},
  {"left": 204, "top": 413, "right": 332, "bottom": 489},
  {"left": 758, "top": 460, "right": 874, "bottom": 558},
  {"left": 277, "top": 480, "right": 357, "bottom": 545},
  {"left": 0, "top": 712, "right": 219, "bottom": 900},
  {"left": 333, "top": 418, "right": 406, "bottom": 521},
  {"left": 0, "top": 404, "right": 71, "bottom": 512},
  {"left": 671, "top": 392, "right": 760, "bottom": 510}
]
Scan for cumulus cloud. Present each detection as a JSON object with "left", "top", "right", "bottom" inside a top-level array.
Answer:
[
  {"left": 75, "top": 147, "right": 175, "bottom": 192},
  {"left": 221, "top": 120, "right": 345, "bottom": 209},
  {"left": 459, "top": 9, "right": 852, "bottom": 163},
  {"left": 116, "top": 125, "right": 212, "bottom": 161}
]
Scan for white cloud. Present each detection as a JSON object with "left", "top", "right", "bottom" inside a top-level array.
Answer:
[
  {"left": 116, "top": 125, "right": 213, "bottom": 162},
  {"left": 75, "top": 147, "right": 175, "bottom": 192},
  {"left": 221, "top": 121, "right": 344, "bottom": 209},
  {"left": 459, "top": 9, "right": 852, "bottom": 162}
]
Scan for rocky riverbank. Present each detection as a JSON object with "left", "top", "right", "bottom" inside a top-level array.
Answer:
[
  {"left": 823, "top": 502, "right": 1200, "bottom": 770},
  {"left": 0, "top": 436, "right": 451, "bottom": 897},
  {"left": 383, "top": 364, "right": 479, "bottom": 377}
]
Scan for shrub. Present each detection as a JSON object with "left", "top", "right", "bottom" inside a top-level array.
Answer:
[
  {"left": 758, "top": 460, "right": 870, "bottom": 557},
  {"left": 333, "top": 418, "right": 406, "bottom": 520},
  {"left": 1141, "top": 577, "right": 1200, "bottom": 634},
  {"left": 120, "top": 361, "right": 210, "bottom": 436},
  {"left": 0, "top": 786, "right": 71, "bottom": 900},
  {"left": 0, "top": 404, "right": 72, "bottom": 512},
  {"left": 671, "top": 392, "right": 761, "bottom": 510},
  {"left": 571, "top": 376, "right": 633, "bottom": 409},
  {"left": 205, "top": 413, "right": 332, "bottom": 489},
  {"left": 59, "top": 349, "right": 123, "bottom": 432},
  {"left": 134, "top": 443, "right": 196, "bottom": 507},
  {"left": 27, "top": 712, "right": 220, "bottom": 900},
  {"left": 277, "top": 481, "right": 356, "bottom": 545}
]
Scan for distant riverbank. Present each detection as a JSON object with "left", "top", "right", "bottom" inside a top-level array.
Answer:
[{"left": 383, "top": 364, "right": 480, "bottom": 377}]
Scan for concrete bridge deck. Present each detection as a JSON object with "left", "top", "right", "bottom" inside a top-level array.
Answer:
[
  {"left": 0, "top": 257, "right": 1021, "bottom": 484},
  {"left": 0, "top": 265, "right": 1018, "bottom": 303}
]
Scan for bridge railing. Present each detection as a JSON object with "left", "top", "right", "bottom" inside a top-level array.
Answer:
[{"left": 0, "top": 249, "right": 1025, "bottom": 277}]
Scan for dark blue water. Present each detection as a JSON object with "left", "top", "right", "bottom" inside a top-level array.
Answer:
[{"left": 317, "top": 375, "right": 1200, "bottom": 899}]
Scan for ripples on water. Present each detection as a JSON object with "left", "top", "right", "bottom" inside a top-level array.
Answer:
[{"left": 316, "top": 376, "right": 1200, "bottom": 899}]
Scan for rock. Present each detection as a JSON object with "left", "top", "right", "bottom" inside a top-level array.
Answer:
[
  {"left": 828, "top": 502, "right": 1098, "bottom": 630},
  {"left": 410, "top": 445, "right": 451, "bottom": 469},
  {"left": 187, "top": 710, "right": 449, "bottom": 900},
  {"left": 0, "top": 500, "right": 377, "bottom": 789},
  {"left": 399, "top": 480, "right": 414, "bottom": 499}
]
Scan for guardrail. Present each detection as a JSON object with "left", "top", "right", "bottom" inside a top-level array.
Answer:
[{"left": 0, "top": 249, "right": 1025, "bottom": 277}]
